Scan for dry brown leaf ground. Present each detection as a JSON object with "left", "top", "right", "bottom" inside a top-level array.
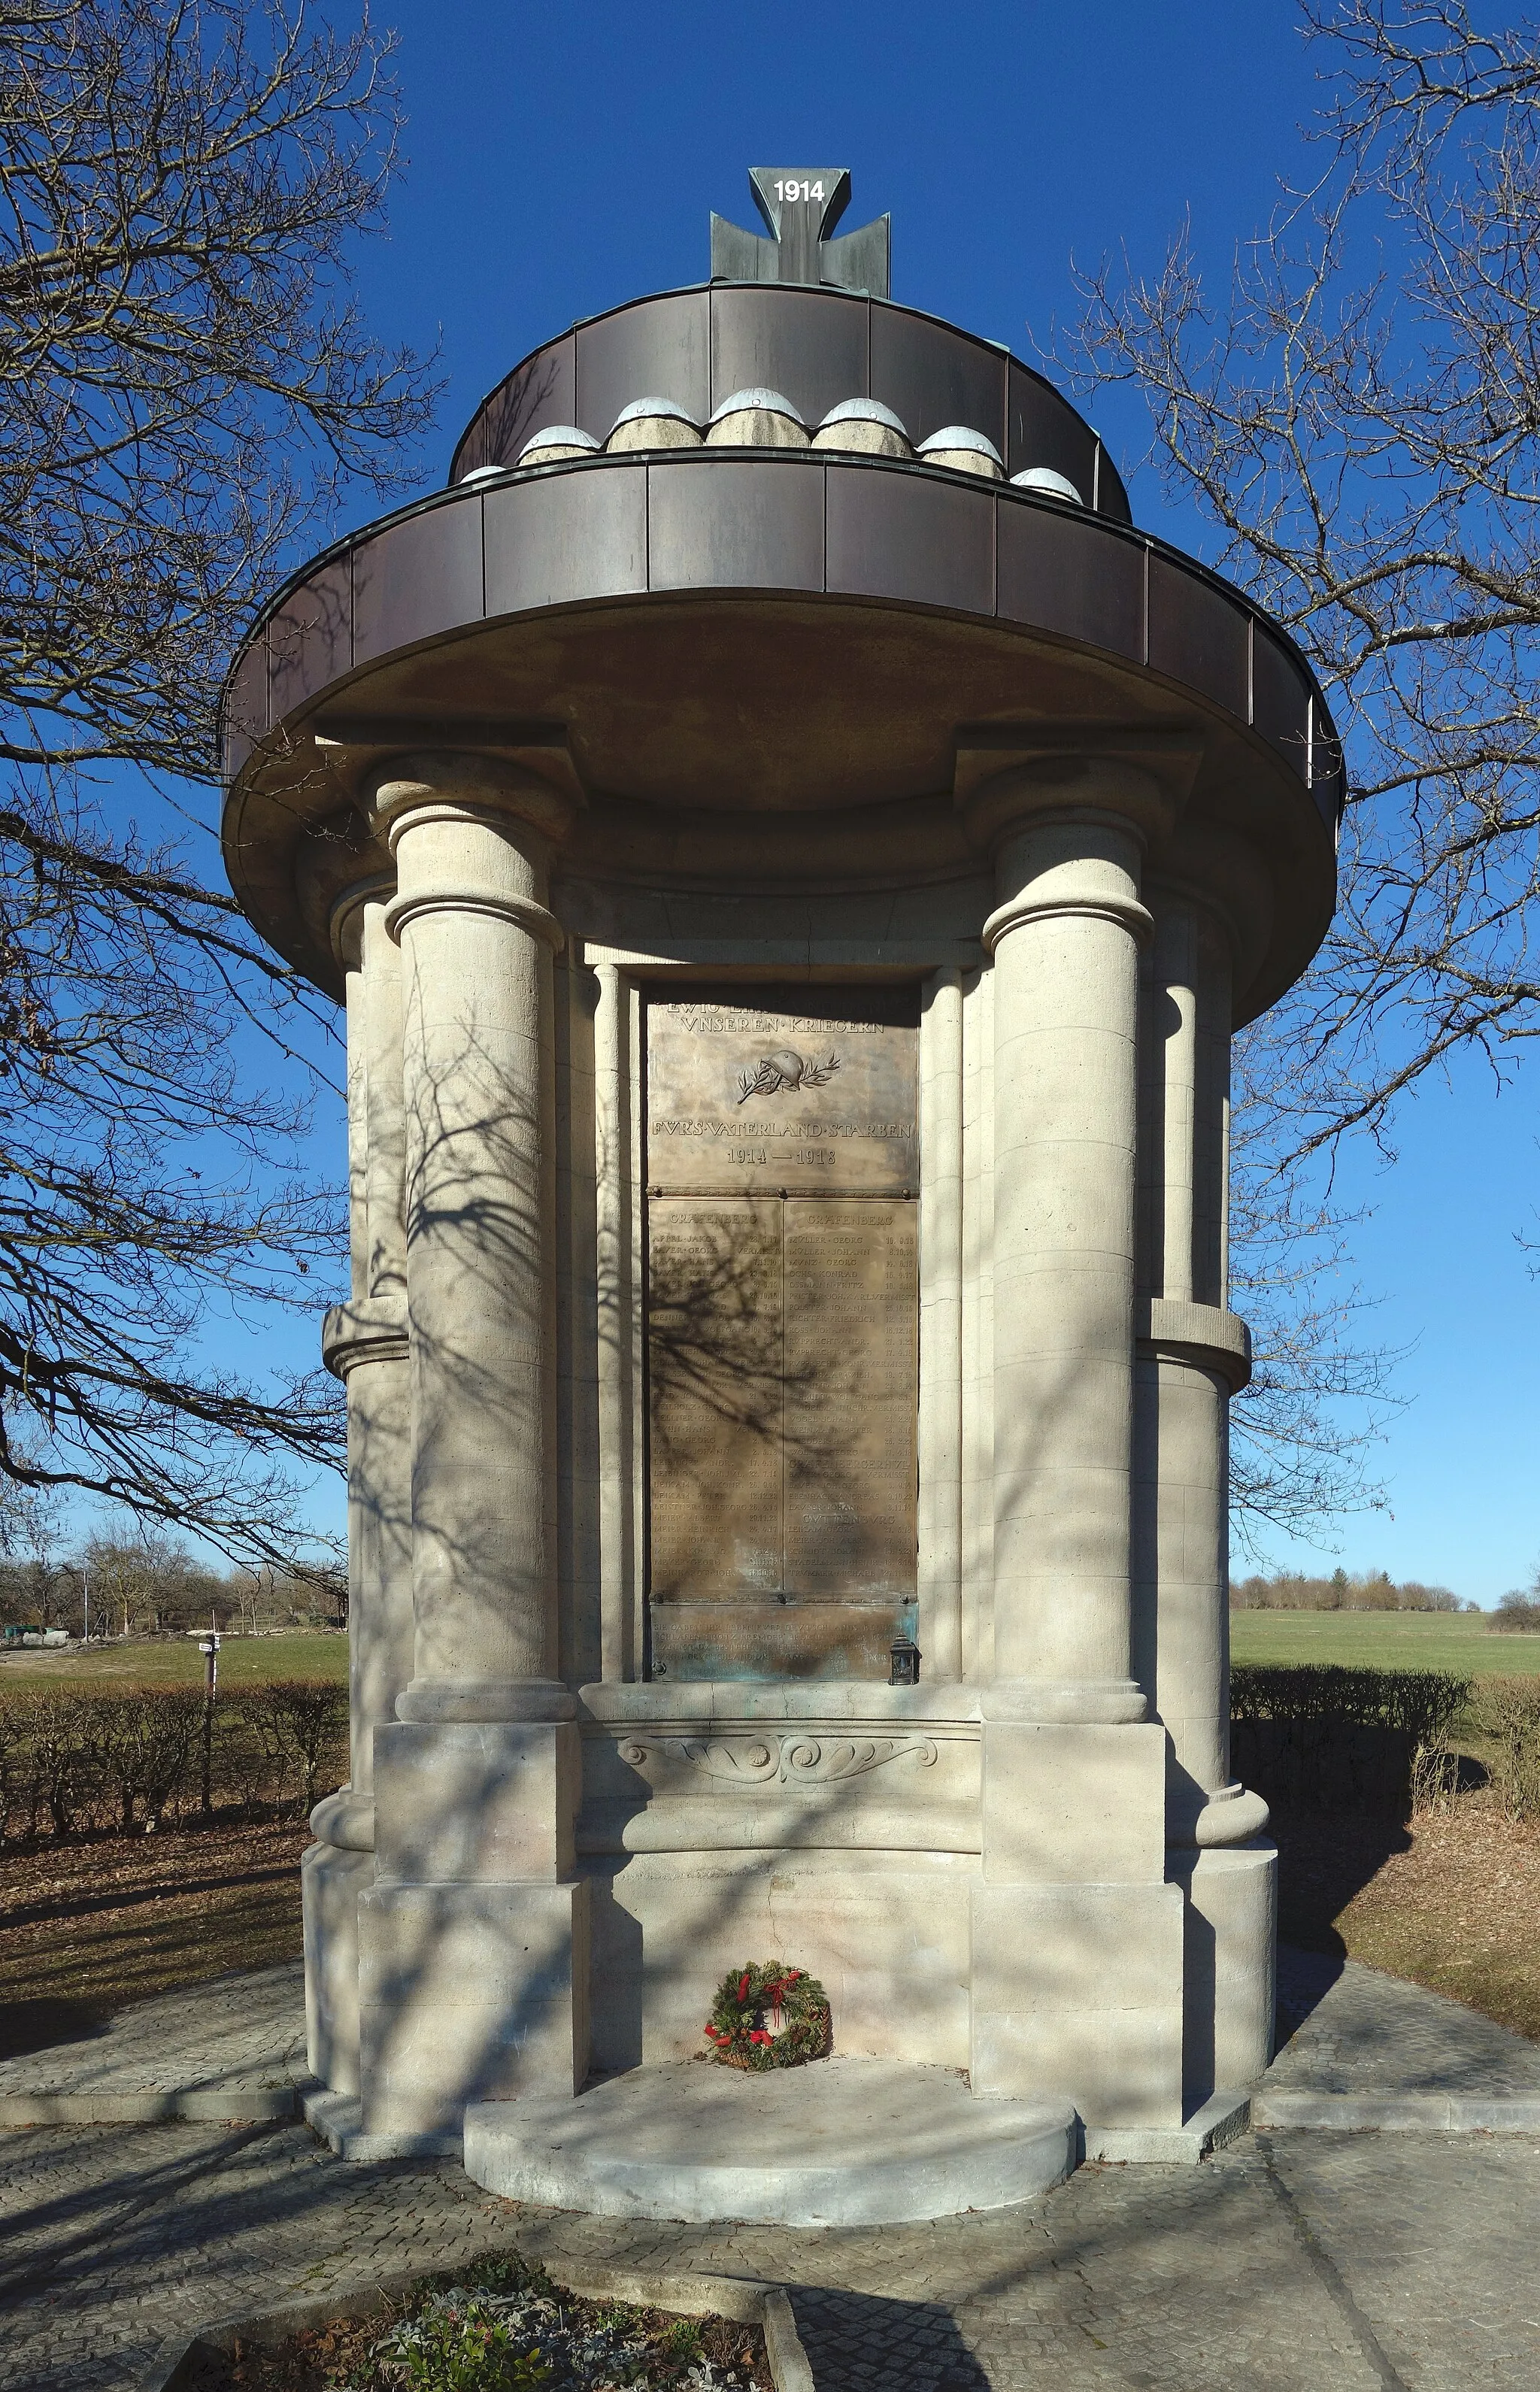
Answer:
[
  {"left": 1275, "top": 1794, "right": 1540, "bottom": 2040},
  {"left": 0, "top": 1814, "right": 308, "bottom": 2057}
]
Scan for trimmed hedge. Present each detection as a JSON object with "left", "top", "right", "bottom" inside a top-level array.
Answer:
[
  {"left": 1229, "top": 1663, "right": 1473, "bottom": 1813},
  {"left": 0, "top": 1681, "right": 346, "bottom": 1842},
  {"left": 1229, "top": 1663, "right": 1471, "bottom": 1744}
]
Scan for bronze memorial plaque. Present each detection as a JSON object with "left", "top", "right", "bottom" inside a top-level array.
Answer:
[{"left": 644, "top": 989, "right": 919, "bottom": 1679}]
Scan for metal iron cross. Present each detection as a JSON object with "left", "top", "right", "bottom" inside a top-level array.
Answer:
[{"left": 710, "top": 168, "right": 890, "bottom": 299}]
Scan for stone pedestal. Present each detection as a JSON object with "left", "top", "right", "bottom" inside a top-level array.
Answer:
[
  {"left": 971, "top": 1717, "right": 1184, "bottom": 2123},
  {"left": 1169, "top": 1840, "right": 1278, "bottom": 2105}
]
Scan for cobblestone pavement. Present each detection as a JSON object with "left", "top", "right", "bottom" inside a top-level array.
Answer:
[
  {"left": 1269, "top": 1947, "right": 1540, "bottom": 2097},
  {"left": 2, "top": 2118, "right": 1538, "bottom": 2391},
  {"left": 6, "top": 1944, "right": 1535, "bottom": 2122},
  {"left": 0, "top": 1967, "right": 305, "bottom": 2112},
  {"left": 2, "top": 1950, "right": 1539, "bottom": 2392}
]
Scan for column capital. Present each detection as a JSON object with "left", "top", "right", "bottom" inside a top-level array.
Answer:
[
  {"left": 365, "top": 750, "right": 583, "bottom": 850},
  {"left": 953, "top": 725, "right": 1203, "bottom": 854},
  {"left": 980, "top": 808, "right": 1153, "bottom": 952},
  {"left": 328, "top": 872, "right": 396, "bottom": 975},
  {"left": 1144, "top": 820, "right": 1275, "bottom": 999}
]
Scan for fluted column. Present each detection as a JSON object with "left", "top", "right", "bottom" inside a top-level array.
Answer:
[{"left": 368, "top": 753, "right": 575, "bottom": 1724}]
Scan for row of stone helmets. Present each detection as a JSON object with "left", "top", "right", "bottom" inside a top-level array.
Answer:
[{"left": 459, "top": 389, "right": 1085, "bottom": 505}]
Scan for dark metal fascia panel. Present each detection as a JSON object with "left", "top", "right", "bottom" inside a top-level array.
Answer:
[
  {"left": 645, "top": 450, "right": 826, "bottom": 593},
  {"left": 222, "top": 624, "right": 267, "bottom": 780},
  {"left": 1006, "top": 357, "right": 1099, "bottom": 510},
  {"left": 352, "top": 496, "right": 484, "bottom": 668},
  {"left": 708, "top": 283, "right": 871, "bottom": 427},
  {"left": 996, "top": 497, "right": 1144, "bottom": 663},
  {"left": 1146, "top": 550, "right": 1250, "bottom": 721},
  {"left": 484, "top": 463, "right": 648, "bottom": 614},
  {"left": 869, "top": 304, "right": 1007, "bottom": 453},
  {"left": 268, "top": 557, "right": 353, "bottom": 728},
  {"left": 447, "top": 332, "right": 577, "bottom": 481},
  {"left": 826, "top": 459, "right": 994, "bottom": 616},
  {"left": 1250, "top": 629, "right": 1311, "bottom": 789},
  {"left": 575, "top": 293, "right": 711, "bottom": 441}
]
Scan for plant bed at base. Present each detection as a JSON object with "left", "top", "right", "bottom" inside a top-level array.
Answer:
[
  {"left": 702, "top": 1963, "right": 831, "bottom": 2070},
  {"left": 192, "top": 2254, "right": 774, "bottom": 2391}
]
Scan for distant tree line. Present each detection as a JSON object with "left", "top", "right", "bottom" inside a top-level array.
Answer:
[
  {"left": 1493, "top": 1568, "right": 1540, "bottom": 1635},
  {"left": 1230, "top": 1567, "right": 1471, "bottom": 1613},
  {"left": 0, "top": 1529, "right": 344, "bottom": 1639}
]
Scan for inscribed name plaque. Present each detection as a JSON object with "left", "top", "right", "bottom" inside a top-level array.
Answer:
[{"left": 645, "top": 989, "right": 919, "bottom": 1680}]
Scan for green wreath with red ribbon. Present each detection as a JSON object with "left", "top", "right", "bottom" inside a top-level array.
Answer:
[{"left": 702, "top": 1961, "right": 832, "bottom": 2070}]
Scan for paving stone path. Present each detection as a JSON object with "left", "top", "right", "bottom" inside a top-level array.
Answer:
[
  {"left": 1, "top": 1951, "right": 1538, "bottom": 2391},
  {"left": 0, "top": 1966, "right": 307, "bottom": 2121},
  {"left": 1270, "top": 1945, "right": 1540, "bottom": 2096}
]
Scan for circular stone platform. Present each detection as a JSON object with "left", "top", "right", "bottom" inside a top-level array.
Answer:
[{"left": 462, "top": 2057, "right": 1076, "bottom": 2227}]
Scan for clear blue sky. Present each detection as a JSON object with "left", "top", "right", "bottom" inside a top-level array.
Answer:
[{"left": 200, "top": 0, "right": 1540, "bottom": 1604}]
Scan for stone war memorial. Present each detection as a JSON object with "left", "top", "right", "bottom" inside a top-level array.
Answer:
[{"left": 222, "top": 170, "right": 1340, "bottom": 2217}]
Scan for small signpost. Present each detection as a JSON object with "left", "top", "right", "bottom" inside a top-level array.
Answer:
[{"left": 198, "top": 1621, "right": 221, "bottom": 1815}]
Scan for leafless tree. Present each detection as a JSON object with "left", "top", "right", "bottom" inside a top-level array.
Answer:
[
  {"left": 0, "top": 0, "right": 436, "bottom": 1556},
  {"left": 1058, "top": 2, "right": 1540, "bottom": 1529},
  {"left": 1066, "top": 0, "right": 1540, "bottom": 1142}
]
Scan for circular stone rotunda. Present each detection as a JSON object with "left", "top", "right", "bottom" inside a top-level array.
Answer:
[{"left": 223, "top": 170, "right": 1340, "bottom": 2215}]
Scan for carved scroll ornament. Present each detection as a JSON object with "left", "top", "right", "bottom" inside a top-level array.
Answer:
[{"left": 615, "top": 1732, "right": 938, "bottom": 1787}]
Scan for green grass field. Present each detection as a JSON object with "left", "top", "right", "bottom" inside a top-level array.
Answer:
[
  {"left": 1229, "top": 1608, "right": 1540, "bottom": 1675},
  {"left": 0, "top": 1630, "right": 348, "bottom": 1690},
  {"left": 2, "top": 1612, "right": 1536, "bottom": 1689}
]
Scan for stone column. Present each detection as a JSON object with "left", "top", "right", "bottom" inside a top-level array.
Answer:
[
  {"left": 964, "top": 759, "right": 1183, "bottom": 2126},
  {"left": 1135, "top": 880, "right": 1273, "bottom": 2101},
  {"left": 593, "top": 962, "right": 634, "bottom": 1683},
  {"left": 919, "top": 966, "right": 964, "bottom": 1681},
  {"left": 356, "top": 753, "right": 588, "bottom": 2144},
  {"left": 305, "top": 878, "right": 412, "bottom": 2097}
]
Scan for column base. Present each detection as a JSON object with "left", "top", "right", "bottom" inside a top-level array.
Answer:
[
  {"left": 302, "top": 1839, "right": 374, "bottom": 2096},
  {"left": 1169, "top": 1839, "right": 1277, "bottom": 2106},
  {"left": 970, "top": 1881, "right": 1184, "bottom": 2124},
  {"left": 359, "top": 1879, "right": 590, "bottom": 2137}
]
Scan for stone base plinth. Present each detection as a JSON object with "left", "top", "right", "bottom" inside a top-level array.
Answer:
[
  {"left": 463, "top": 2056, "right": 1075, "bottom": 2224},
  {"left": 970, "top": 1880, "right": 1185, "bottom": 2123},
  {"left": 359, "top": 1878, "right": 590, "bottom": 2137},
  {"left": 302, "top": 1841, "right": 374, "bottom": 2096},
  {"left": 1170, "top": 1838, "right": 1278, "bottom": 2104}
]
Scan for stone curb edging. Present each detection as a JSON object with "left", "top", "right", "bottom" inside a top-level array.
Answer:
[
  {"left": 1252, "top": 2091, "right": 1540, "bottom": 2132},
  {"left": 302, "top": 2081, "right": 461, "bottom": 2160},
  {"left": 141, "top": 2258, "right": 814, "bottom": 2392},
  {"left": 1084, "top": 2089, "right": 1253, "bottom": 2165},
  {"left": 0, "top": 2084, "right": 302, "bottom": 2127},
  {"left": 11, "top": 2068, "right": 1540, "bottom": 2151}
]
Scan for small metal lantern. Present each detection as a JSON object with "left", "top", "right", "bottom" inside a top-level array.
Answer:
[{"left": 889, "top": 1635, "right": 921, "bottom": 1687}]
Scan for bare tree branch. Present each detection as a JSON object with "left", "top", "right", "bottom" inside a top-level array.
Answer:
[
  {"left": 1058, "top": 1, "right": 1540, "bottom": 1533},
  {"left": 0, "top": 0, "right": 437, "bottom": 1560}
]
